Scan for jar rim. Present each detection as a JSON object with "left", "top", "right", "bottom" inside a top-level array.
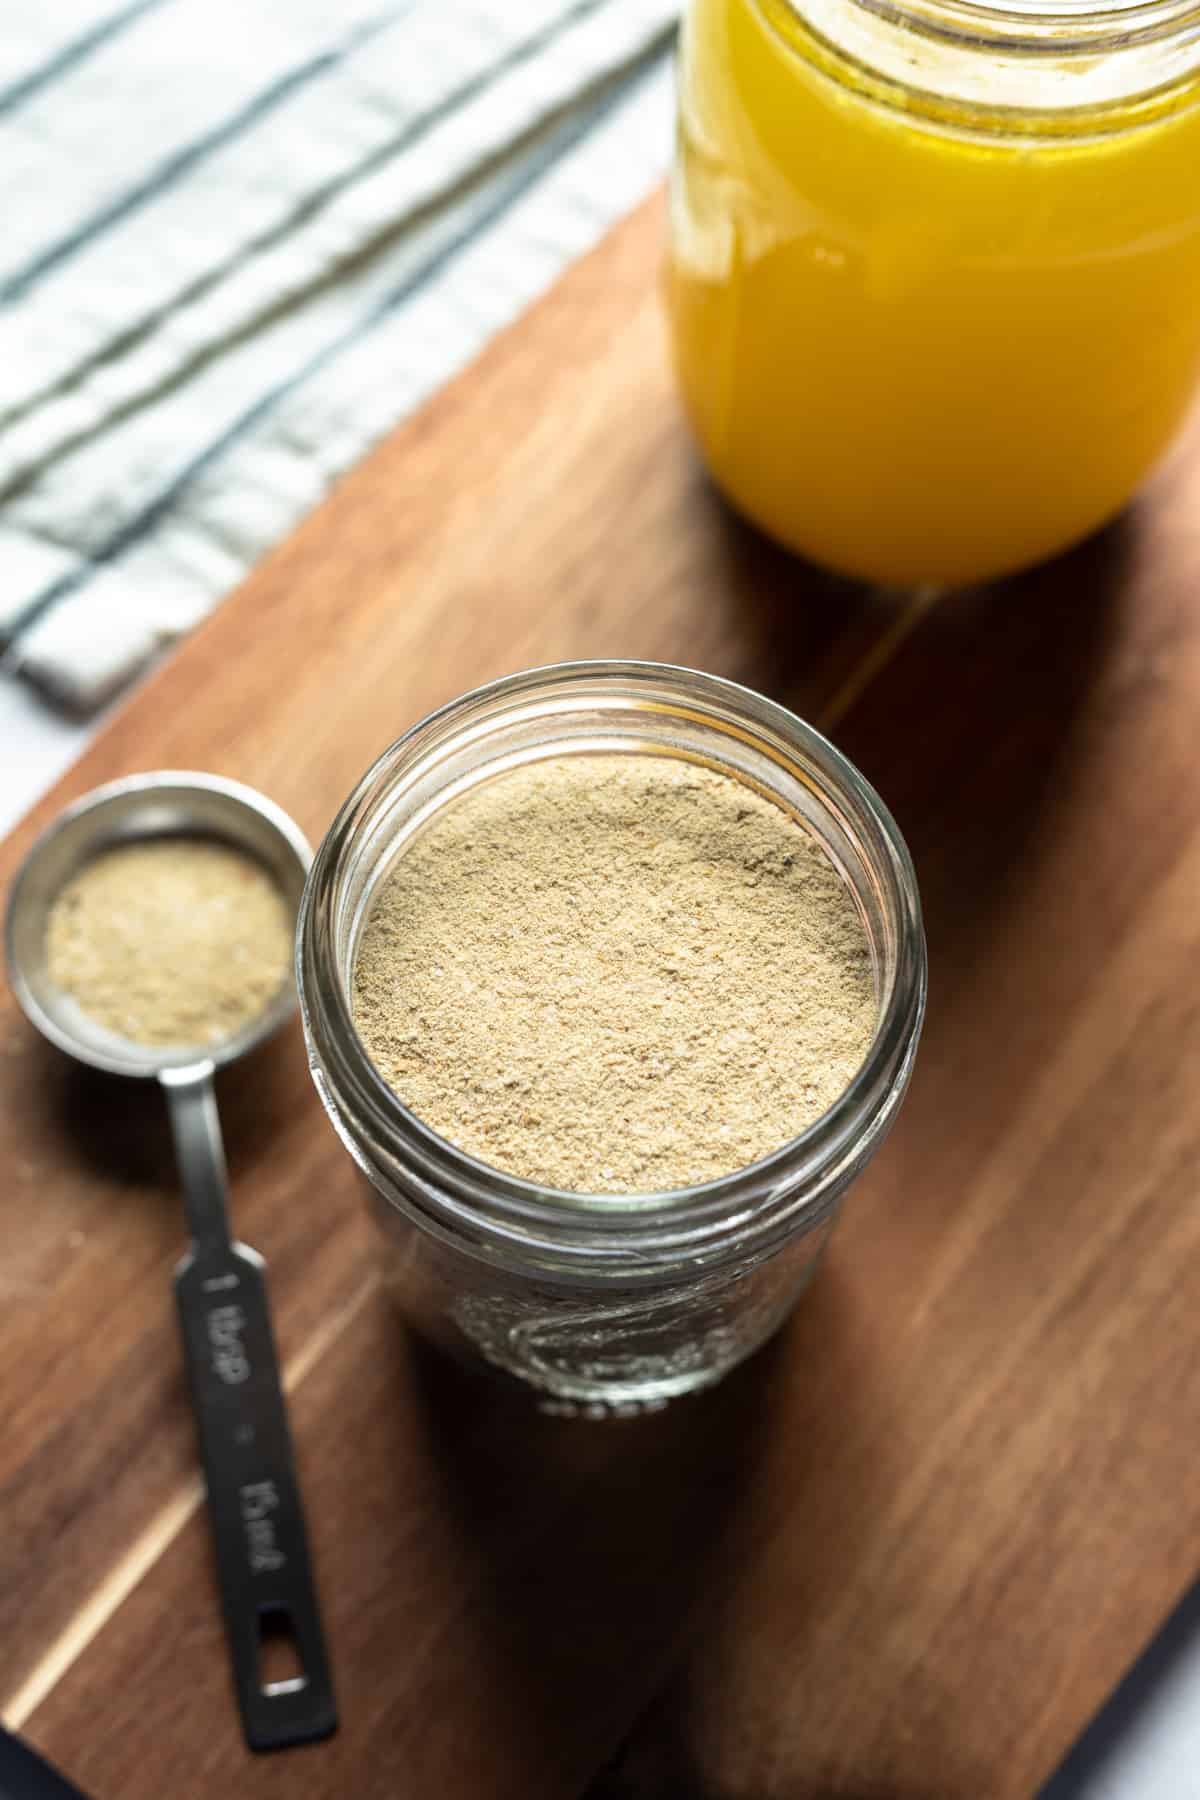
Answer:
[
  {"left": 758, "top": 0, "right": 1200, "bottom": 129},
  {"left": 298, "top": 661, "right": 926, "bottom": 1266},
  {"left": 842, "top": 0, "right": 1200, "bottom": 56}
]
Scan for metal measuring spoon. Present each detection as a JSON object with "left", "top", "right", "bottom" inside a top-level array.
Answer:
[{"left": 6, "top": 772, "right": 336, "bottom": 1753}]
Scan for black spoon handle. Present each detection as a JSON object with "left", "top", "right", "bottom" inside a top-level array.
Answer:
[
  {"left": 0, "top": 1728, "right": 93, "bottom": 1799},
  {"left": 164, "top": 1067, "right": 336, "bottom": 1753}
]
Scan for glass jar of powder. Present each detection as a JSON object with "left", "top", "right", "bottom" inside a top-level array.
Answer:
[{"left": 298, "top": 662, "right": 925, "bottom": 1412}]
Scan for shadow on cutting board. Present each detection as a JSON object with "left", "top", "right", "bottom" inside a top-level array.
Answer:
[
  {"left": 691, "top": 481, "right": 903, "bottom": 722},
  {"left": 687, "top": 473, "right": 1135, "bottom": 876},
  {"left": 399, "top": 1263, "right": 887, "bottom": 1797},
  {"left": 30, "top": 1018, "right": 307, "bottom": 1198},
  {"left": 576, "top": 502, "right": 1146, "bottom": 1800}
]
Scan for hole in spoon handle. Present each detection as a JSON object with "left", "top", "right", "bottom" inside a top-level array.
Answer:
[{"left": 175, "top": 1243, "right": 337, "bottom": 1751}]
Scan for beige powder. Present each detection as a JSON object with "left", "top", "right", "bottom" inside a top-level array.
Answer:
[
  {"left": 46, "top": 837, "right": 293, "bottom": 1048},
  {"left": 353, "top": 754, "right": 878, "bottom": 1193}
]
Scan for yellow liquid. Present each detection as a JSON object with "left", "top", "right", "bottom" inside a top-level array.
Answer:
[{"left": 668, "top": 0, "right": 1200, "bottom": 586}]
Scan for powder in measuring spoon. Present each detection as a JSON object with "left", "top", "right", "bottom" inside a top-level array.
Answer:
[
  {"left": 353, "top": 755, "right": 878, "bottom": 1193},
  {"left": 46, "top": 838, "right": 293, "bottom": 1048}
]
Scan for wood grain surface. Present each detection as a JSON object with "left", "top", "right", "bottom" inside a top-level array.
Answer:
[{"left": 3, "top": 189, "right": 1200, "bottom": 1799}]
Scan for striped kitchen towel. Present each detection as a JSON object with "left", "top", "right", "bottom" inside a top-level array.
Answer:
[{"left": 0, "top": 0, "right": 678, "bottom": 712}]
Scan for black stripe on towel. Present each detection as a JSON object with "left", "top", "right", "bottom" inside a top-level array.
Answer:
[
  {"left": 0, "top": 3, "right": 411, "bottom": 305},
  {"left": 0, "top": 0, "right": 172, "bottom": 118}
]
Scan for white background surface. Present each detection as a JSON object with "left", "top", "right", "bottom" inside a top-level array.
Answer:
[
  {"left": 0, "top": 682, "right": 93, "bottom": 833},
  {"left": 1, "top": 4, "right": 1197, "bottom": 1793}
]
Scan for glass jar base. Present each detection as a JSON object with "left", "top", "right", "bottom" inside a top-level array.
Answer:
[{"left": 377, "top": 1197, "right": 831, "bottom": 1412}]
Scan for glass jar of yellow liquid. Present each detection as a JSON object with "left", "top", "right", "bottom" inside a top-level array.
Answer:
[{"left": 668, "top": 0, "right": 1200, "bottom": 586}]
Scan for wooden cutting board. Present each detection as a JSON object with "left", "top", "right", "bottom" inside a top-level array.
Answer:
[{"left": 3, "top": 190, "right": 1200, "bottom": 1800}]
